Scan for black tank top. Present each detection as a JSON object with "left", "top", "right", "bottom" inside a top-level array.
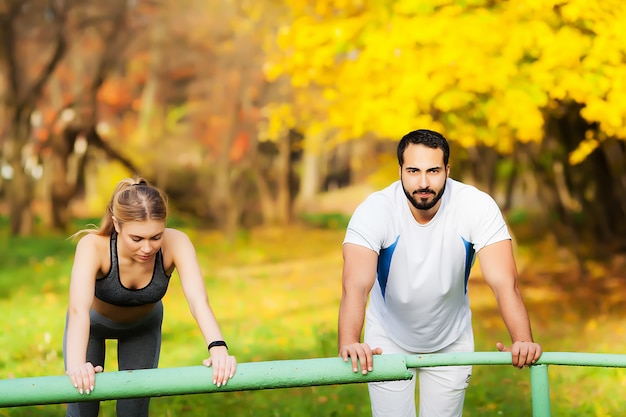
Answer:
[{"left": 94, "top": 232, "right": 171, "bottom": 307}]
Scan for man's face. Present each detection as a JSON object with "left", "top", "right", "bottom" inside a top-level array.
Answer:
[{"left": 400, "top": 143, "right": 449, "bottom": 212}]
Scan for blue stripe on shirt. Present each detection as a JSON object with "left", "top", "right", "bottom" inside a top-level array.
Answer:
[
  {"left": 377, "top": 235, "right": 399, "bottom": 299},
  {"left": 462, "top": 237, "right": 475, "bottom": 294}
]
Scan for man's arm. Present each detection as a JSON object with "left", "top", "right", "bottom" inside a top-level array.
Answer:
[
  {"left": 338, "top": 243, "right": 382, "bottom": 374},
  {"left": 478, "top": 239, "right": 542, "bottom": 368}
]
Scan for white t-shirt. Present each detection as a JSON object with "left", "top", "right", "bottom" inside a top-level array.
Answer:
[{"left": 343, "top": 178, "right": 511, "bottom": 352}]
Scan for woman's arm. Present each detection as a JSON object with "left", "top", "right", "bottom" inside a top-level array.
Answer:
[
  {"left": 65, "top": 235, "right": 103, "bottom": 394},
  {"left": 167, "top": 229, "right": 236, "bottom": 386}
]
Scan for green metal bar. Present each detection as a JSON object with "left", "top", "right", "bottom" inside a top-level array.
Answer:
[
  {"left": 535, "top": 352, "right": 626, "bottom": 367},
  {"left": 404, "top": 351, "right": 626, "bottom": 368},
  {"left": 530, "top": 365, "right": 551, "bottom": 417},
  {"left": 405, "top": 351, "right": 513, "bottom": 368},
  {"left": 0, "top": 354, "right": 413, "bottom": 408},
  {"left": 404, "top": 351, "right": 626, "bottom": 417},
  {"left": 2, "top": 351, "right": 626, "bottom": 410}
]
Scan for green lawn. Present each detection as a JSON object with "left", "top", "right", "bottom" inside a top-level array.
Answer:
[{"left": 0, "top": 222, "right": 625, "bottom": 416}]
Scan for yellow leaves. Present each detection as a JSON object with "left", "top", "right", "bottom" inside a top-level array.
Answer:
[
  {"left": 314, "top": 0, "right": 338, "bottom": 16},
  {"left": 392, "top": 0, "right": 433, "bottom": 15},
  {"left": 560, "top": 0, "right": 626, "bottom": 25},
  {"left": 321, "top": 87, "right": 338, "bottom": 101},
  {"left": 580, "top": 66, "right": 626, "bottom": 137},
  {"left": 569, "top": 134, "right": 599, "bottom": 166},
  {"left": 581, "top": 98, "right": 614, "bottom": 126},
  {"left": 534, "top": 26, "right": 591, "bottom": 73},
  {"left": 263, "top": 61, "right": 284, "bottom": 82},
  {"left": 454, "top": 127, "right": 480, "bottom": 149},
  {"left": 288, "top": 18, "right": 331, "bottom": 51},
  {"left": 483, "top": 88, "right": 545, "bottom": 143},
  {"left": 434, "top": 90, "right": 475, "bottom": 112},
  {"left": 507, "top": 0, "right": 561, "bottom": 16},
  {"left": 260, "top": 103, "right": 296, "bottom": 141},
  {"left": 270, "top": 0, "right": 626, "bottom": 152},
  {"left": 284, "top": 0, "right": 368, "bottom": 18}
]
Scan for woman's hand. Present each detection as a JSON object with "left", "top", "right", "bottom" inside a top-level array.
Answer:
[
  {"left": 66, "top": 362, "right": 104, "bottom": 394},
  {"left": 202, "top": 346, "right": 237, "bottom": 387}
]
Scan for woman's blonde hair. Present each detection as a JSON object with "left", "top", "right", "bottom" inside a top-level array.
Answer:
[{"left": 72, "top": 176, "right": 168, "bottom": 239}]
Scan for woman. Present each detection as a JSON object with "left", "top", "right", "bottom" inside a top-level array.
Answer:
[{"left": 64, "top": 176, "right": 236, "bottom": 417}]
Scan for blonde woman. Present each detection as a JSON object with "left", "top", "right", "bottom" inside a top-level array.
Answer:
[{"left": 64, "top": 177, "right": 236, "bottom": 417}]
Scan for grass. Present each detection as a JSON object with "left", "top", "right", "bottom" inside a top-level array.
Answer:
[{"left": 1, "top": 218, "right": 625, "bottom": 416}]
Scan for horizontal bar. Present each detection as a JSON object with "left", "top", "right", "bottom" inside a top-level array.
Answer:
[
  {"left": 537, "top": 352, "right": 626, "bottom": 367},
  {"left": 405, "top": 352, "right": 514, "bottom": 367},
  {"left": 3, "top": 351, "right": 626, "bottom": 408},
  {"left": 404, "top": 352, "right": 626, "bottom": 368},
  {"left": 0, "top": 354, "right": 413, "bottom": 408}
]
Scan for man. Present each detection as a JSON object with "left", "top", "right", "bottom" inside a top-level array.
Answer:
[{"left": 338, "top": 129, "right": 542, "bottom": 417}]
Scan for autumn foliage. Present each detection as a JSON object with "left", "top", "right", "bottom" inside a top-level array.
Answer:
[
  {"left": 265, "top": 0, "right": 626, "bottom": 255},
  {"left": 1, "top": 0, "right": 625, "bottom": 256},
  {"left": 267, "top": 1, "right": 624, "bottom": 150}
]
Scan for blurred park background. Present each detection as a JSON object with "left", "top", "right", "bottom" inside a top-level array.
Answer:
[{"left": 1, "top": 0, "right": 626, "bottom": 416}]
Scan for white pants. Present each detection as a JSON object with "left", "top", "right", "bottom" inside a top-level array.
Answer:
[{"left": 364, "top": 317, "right": 474, "bottom": 417}]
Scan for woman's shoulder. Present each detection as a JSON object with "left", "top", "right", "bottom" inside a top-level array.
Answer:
[
  {"left": 163, "top": 228, "right": 193, "bottom": 247},
  {"left": 75, "top": 232, "right": 109, "bottom": 251},
  {"left": 161, "top": 228, "right": 196, "bottom": 267},
  {"left": 164, "top": 227, "right": 189, "bottom": 238},
  {"left": 72, "top": 233, "right": 111, "bottom": 270}
]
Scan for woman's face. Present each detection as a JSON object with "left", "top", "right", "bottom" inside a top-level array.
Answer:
[{"left": 115, "top": 219, "right": 166, "bottom": 263}]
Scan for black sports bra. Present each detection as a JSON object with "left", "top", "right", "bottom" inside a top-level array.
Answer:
[{"left": 94, "top": 232, "right": 171, "bottom": 307}]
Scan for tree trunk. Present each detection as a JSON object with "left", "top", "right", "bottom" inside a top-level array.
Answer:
[
  {"left": 7, "top": 165, "right": 34, "bottom": 236},
  {"left": 5, "top": 120, "right": 35, "bottom": 236},
  {"left": 48, "top": 127, "right": 89, "bottom": 230},
  {"left": 275, "top": 130, "right": 292, "bottom": 225},
  {"left": 251, "top": 129, "right": 298, "bottom": 227},
  {"left": 533, "top": 101, "right": 626, "bottom": 269},
  {"left": 297, "top": 131, "right": 326, "bottom": 204}
]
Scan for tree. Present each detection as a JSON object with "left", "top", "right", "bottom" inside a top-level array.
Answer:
[
  {"left": 41, "top": 0, "right": 141, "bottom": 230},
  {"left": 267, "top": 0, "right": 626, "bottom": 256},
  {"left": 140, "top": 0, "right": 294, "bottom": 235},
  {"left": 0, "top": 0, "right": 69, "bottom": 235},
  {"left": 0, "top": 0, "right": 143, "bottom": 234}
]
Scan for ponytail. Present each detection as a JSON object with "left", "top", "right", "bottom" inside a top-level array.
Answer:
[{"left": 70, "top": 176, "right": 167, "bottom": 240}]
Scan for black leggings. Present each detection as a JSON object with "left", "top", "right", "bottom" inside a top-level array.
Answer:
[{"left": 63, "top": 301, "right": 163, "bottom": 417}]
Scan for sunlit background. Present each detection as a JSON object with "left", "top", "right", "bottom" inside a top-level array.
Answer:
[{"left": 1, "top": 0, "right": 625, "bottom": 416}]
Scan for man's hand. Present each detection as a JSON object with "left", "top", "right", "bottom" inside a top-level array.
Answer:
[
  {"left": 496, "top": 341, "right": 542, "bottom": 368},
  {"left": 339, "top": 342, "right": 383, "bottom": 374}
]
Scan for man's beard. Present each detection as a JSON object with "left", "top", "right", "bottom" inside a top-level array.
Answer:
[{"left": 403, "top": 180, "right": 446, "bottom": 211}]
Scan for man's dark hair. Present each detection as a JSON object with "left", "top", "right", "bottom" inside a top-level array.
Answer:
[{"left": 397, "top": 129, "right": 450, "bottom": 167}]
